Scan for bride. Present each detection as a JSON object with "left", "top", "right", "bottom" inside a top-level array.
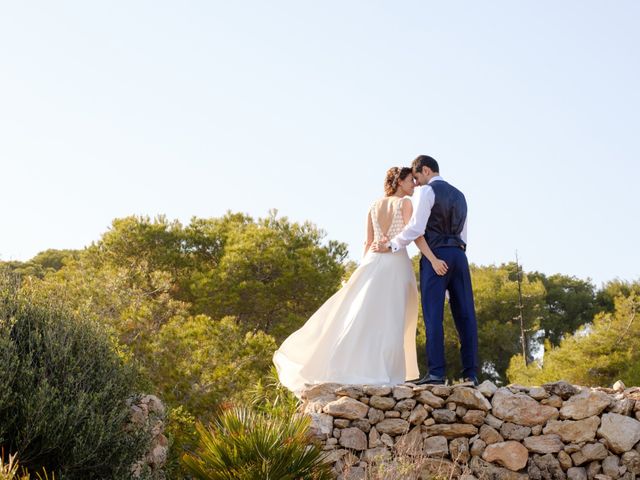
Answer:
[{"left": 273, "top": 167, "right": 448, "bottom": 396}]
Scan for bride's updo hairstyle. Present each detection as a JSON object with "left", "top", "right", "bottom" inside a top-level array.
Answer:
[{"left": 384, "top": 167, "right": 413, "bottom": 196}]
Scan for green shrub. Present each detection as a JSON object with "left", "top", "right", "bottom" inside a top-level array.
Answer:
[
  {"left": 181, "top": 407, "right": 333, "bottom": 480},
  {"left": 0, "top": 452, "right": 54, "bottom": 480},
  {"left": 0, "top": 274, "right": 148, "bottom": 479}
]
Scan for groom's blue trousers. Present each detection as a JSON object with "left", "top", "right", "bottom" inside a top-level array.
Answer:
[{"left": 419, "top": 246, "right": 478, "bottom": 379}]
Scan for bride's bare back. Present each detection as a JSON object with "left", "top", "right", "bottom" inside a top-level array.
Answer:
[{"left": 370, "top": 196, "right": 407, "bottom": 242}]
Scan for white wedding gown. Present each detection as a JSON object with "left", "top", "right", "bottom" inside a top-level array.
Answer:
[{"left": 273, "top": 197, "right": 420, "bottom": 396}]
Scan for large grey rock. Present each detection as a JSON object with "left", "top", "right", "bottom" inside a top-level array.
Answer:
[
  {"left": 478, "top": 380, "right": 498, "bottom": 397},
  {"left": 523, "top": 434, "right": 565, "bottom": 454},
  {"left": 430, "top": 385, "right": 453, "bottom": 398},
  {"left": 447, "top": 387, "right": 492, "bottom": 411},
  {"left": 409, "top": 404, "right": 428, "bottom": 425},
  {"left": 543, "top": 416, "right": 600, "bottom": 443},
  {"left": 394, "top": 425, "right": 422, "bottom": 456},
  {"left": 485, "top": 412, "right": 505, "bottom": 429},
  {"left": 423, "top": 435, "right": 449, "bottom": 457},
  {"left": 571, "top": 443, "right": 609, "bottom": 466},
  {"left": 501, "top": 422, "right": 532, "bottom": 441},
  {"left": 560, "top": 390, "right": 612, "bottom": 420},
  {"left": 351, "top": 418, "right": 371, "bottom": 433},
  {"left": 621, "top": 450, "right": 640, "bottom": 474},
  {"left": 369, "top": 395, "right": 396, "bottom": 411},
  {"left": 470, "top": 456, "right": 529, "bottom": 479},
  {"left": 368, "top": 407, "right": 384, "bottom": 424},
  {"left": 335, "top": 385, "right": 364, "bottom": 399},
  {"left": 492, "top": 388, "right": 559, "bottom": 426},
  {"left": 308, "top": 412, "right": 334, "bottom": 439},
  {"left": 530, "top": 453, "right": 566, "bottom": 480},
  {"left": 601, "top": 455, "right": 620, "bottom": 478},
  {"left": 375, "top": 418, "right": 410, "bottom": 435},
  {"left": 586, "top": 460, "right": 602, "bottom": 478},
  {"left": 543, "top": 381, "right": 580, "bottom": 400},
  {"left": 416, "top": 389, "right": 446, "bottom": 408},
  {"left": 558, "top": 450, "right": 573, "bottom": 471},
  {"left": 392, "top": 385, "right": 414, "bottom": 400},
  {"left": 483, "top": 441, "right": 529, "bottom": 471},
  {"left": 543, "top": 395, "right": 565, "bottom": 409},
  {"left": 338, "top": 427, "right": 367, "bottom": 451},
  {"left": 470, "top": 439, "right": 487, "bottom": 457},
  {"left": 302, "top": 382, "right": 341, "bottom": 400},
  {"left": 368, "top": 427, "right": 381, "bottom": 448},
  {"left": 432, "top": 408, "right": 457, "bottom": 424},
  {"left": 334, "top": 418, "right": 350, "bottom": 428},
  {"left": 597, "top": 413, "right": 640, "bottom": 454},
  {"left": 463, "top": 409, "right": 486, "bottom": 426},
  {"left": 323, "top": 396, "right": 369, "bottom": 419},
  {"left": 609, "top": 398, "right": 635, "bottom": 416},
  {"left": 528, "top": 387, "right": 550, "bottom": 401},
  {"left": 450, "top": 437, "right": 471, "bottom": 463},
  {"left": 480, "top": 424, "right": 504, "bottom": 444},
  {"left": 567, "top": 467, "right": 588, "bottom": 480},
  {"left": 394, "top": 398, "right": 416, "bottom": 412},
  {"left": 363, "top": 385, "right": 391, "bottom": 396},
  {"left": 423, "top": 423, "right": 478, "bottom": 439},
  {"left": 361, "top": 446, "right": 391, "bottom": 463}
]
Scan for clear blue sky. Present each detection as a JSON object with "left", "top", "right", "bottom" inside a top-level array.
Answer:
[{"left": 1, "top": 1, "right": 638, "bottom": 286}]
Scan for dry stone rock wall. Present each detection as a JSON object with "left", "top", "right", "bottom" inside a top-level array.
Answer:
[
  {"left": 302, "top": 380, "right": 640, "bottom": 479},
  {"left": 128, "top": 394, "right": 168, "bottom": 479}
]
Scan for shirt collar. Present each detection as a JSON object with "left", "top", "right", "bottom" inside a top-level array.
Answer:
[{"left": 428, "top": 175, "right": 444, "bottom": 184}]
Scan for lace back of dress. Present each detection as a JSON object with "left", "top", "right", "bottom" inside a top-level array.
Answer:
[{"left": 371, "top": 199, "right": 406, "bottom": 243}]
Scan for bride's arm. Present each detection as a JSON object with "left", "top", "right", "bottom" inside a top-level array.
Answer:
[
  {"left": 401, "top": 199, "right": 448, "bottom": 276},
  {"left": 363, "top": 211, "right": 374, "bottom": 256}
]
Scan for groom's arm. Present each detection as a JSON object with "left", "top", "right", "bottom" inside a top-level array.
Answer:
[
  {"left": 461, "top": 217, "right": 468, "bottom": 245},
  {"left": 389, "top": 186, "right": 435, "bottom": 252}
]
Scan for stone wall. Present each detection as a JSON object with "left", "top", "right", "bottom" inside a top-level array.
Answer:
[
  {"left": 128, "top": 394, "right": 168, "bottom": 479},
  {"left": 302, "top": 380, "right": 640, "bottom": 479}
]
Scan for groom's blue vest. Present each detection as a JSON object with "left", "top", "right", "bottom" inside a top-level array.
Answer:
[{"left": 425, "top": 180, "right": 467, "bottom": 251}]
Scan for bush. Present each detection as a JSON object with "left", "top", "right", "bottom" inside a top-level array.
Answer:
[
  {"left": 0, "top": 452, "right": 53, "bottom": 480},
  {"left": 181, "top": 407, "right": 333, "bottom": 480},
  {"left": 0, "top": 273, "right": 148, "bottom": 479}
]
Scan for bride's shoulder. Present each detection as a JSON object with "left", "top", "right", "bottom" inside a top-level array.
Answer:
[{"left": 370, "top": 197, "right": 385, "bottom": 207}]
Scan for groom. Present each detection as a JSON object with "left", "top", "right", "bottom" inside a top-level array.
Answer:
[{"left": 373, "top": 155, "right": 479, "bottom": 385}]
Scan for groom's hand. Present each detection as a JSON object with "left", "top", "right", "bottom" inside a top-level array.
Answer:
[{"left": 371, "top": 236, "right": 391, "bottom": 253}]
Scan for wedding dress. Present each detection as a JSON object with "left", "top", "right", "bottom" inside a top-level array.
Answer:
[{"left": 273, "top": 197, "right": 419, "bottom": 396}]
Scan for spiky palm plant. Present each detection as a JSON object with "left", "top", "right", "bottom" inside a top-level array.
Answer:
[{"left": 182, "top": 407, "right": 333, "bottom": 480}]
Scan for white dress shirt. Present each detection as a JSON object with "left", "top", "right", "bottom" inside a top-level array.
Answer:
[{"left": 390, "top": 176, "right": 468, "bottom": 252}]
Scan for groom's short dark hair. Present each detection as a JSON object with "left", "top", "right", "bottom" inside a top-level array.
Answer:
[{"left": 412, "top": 155, "right": 439, "bottom": 174}]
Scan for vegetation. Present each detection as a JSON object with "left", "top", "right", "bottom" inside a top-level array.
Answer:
[
  {"left": 181, "top": 407, "right": 333, "bottom": 480},
  {"left": 0, "top": 274, "right": 147, "bottom": 479},
  {"left": 0, "top": 452, "right": 53, "bottom": 480},
  {"left": 2, "top": 210, "right": 639, "bottom": 477},
  {"left": 507, "top": 292, "right": 640, "bottom": 386}
]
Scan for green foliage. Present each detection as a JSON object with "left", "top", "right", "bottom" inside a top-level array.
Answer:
[
  {"left": 181, "top": 407, "right": 333, "bottom": 480},
  {"left": 410, "top": 261, "right": 599, "bottom": 384},
  {"left": 149, "top": 315, "right": 277, "bottom": 416},
  {"left": 529, "top": 272, "right": 597, "bottom": 346},
  {"left": 0, "top": 452, "right": 54, "bottom": 480},
  {"left": 411, "top": 262, "right": 547, "bottom": 383},
  {"left": 18, "top": 213, "right": 345, "bottom": 478},
  {"left": 0, "top": 250, "right": 77, "bottom": 279},
  {"left": 0, "top": 274, "right": 147, "bottom": 479},
  {"left": 248, "top": 366, "right": 299, "bottom": 418},
  {"left": 508, "top": 293, "right": 640, "bottom": 386},
  {"left": 595, "top": 279, "right": 640, "bottom": 313},
  {"left": 187, "top": 211, "right": 347, "bottom": 339}
]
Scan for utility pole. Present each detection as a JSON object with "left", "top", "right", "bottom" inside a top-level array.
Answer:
[{"left": 515, "top": 251, "right": 529, "bottom": 365}]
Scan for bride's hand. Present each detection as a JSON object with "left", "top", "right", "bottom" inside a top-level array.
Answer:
[
  {"left": 431, "top": 258, "right": 448, "bottom": 276},
  {"left": 371, "top": 236, "right": 390, "bottom": 253}
]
